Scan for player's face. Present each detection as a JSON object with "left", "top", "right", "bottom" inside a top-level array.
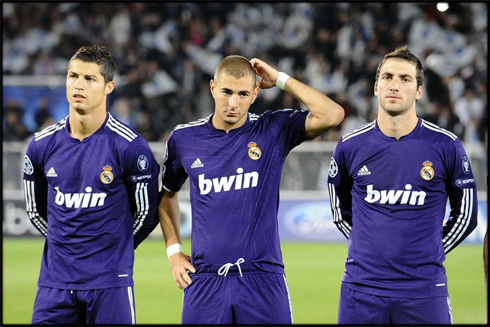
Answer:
[
  {"left": 210, "top": 72, "right": 259, "bottom": 131},
  {"left": 374, "top": 58, "right": 422, "bottom": 116},
  {"left": 66, "top": 59, "right": 114, "bottom": 114}
]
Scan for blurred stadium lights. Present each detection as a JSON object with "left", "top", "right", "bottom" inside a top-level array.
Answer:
[{"left": 436, "top": 2, "right": 449, "bottom": 12}]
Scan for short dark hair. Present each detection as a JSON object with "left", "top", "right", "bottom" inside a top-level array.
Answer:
[
  {"left": 214, "top": 55, "right": 255, "bottom": 84},
  {"left": 375, "top": 46, "right": 424, "bottom": 88},
  {"left": 68, "top": 45, "right": 116, "bottom": 84}
]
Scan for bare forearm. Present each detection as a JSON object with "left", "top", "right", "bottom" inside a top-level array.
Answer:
[
  {"left": 158, "top": 189, "right": 195, "bottom": 288},
  {"left": 283, "top": 77, "right": 344, "bottom": 137},
  {"left": 158, "top": 190, "right": 182, "bottom": 246},
  {"left": 249, "top": 57, "right": 344, "bottom": 138}
]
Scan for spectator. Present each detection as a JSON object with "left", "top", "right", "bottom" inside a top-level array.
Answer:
[
  {"left": 454, "top": 86, "right": 485, "bottom": 145},
  {"left": 1, "top": 3, "right": 486, "bottom": 148},
  {"left": 34, "top": 97, "right": 54, "bottom": 130},
  {"left": 3, "top": 99, "right": 31, "bottom": 141}
]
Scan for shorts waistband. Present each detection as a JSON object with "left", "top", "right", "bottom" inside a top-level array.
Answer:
[{"left": 194, "top": 261, "right": 284, "bottom": 275}]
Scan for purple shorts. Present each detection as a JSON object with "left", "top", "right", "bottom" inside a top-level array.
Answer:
[
  {"left": 338, "top": 283, "right": 453, "bottom": 324},
  {"left": 182, "top": 267, "right": 293, "bottom": 324},
  {"left": 31, "top": 286, "right": 136, "bottom": 325}
]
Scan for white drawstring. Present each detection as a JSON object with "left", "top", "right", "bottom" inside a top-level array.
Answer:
[{"left": 218, "top": 258, "right": 245, "bottom": 277}]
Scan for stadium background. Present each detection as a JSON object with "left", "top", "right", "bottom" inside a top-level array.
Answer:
[{"left": 3, "top": 2, "right": 487, "bottom": 324}]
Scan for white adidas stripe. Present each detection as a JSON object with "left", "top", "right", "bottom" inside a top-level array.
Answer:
[
  {"left": 127, "top": 286, "right": 136, "bottom": 325},
  {"left": 34, "top": 118, "right": 67, "bottom": 141},
  {"left": 133, "top": 182, "right": 149, "bottom": 235},
  {"left": 421, "top": 120, "right": 457, "bottom": 141},
  {"left": 106, "top": 115, "right": 137, "bottom": 142},
  {"left": 447, "top": 297, "right": 453, "bottom": 324},
  {"left": 443, "top": 188, "right": 474, "bottom": 253},
  {"left": 328, "top": 183, "right": 340, "bottom": 222},
  {"left": 108, "top": 114, "right": 137, "bottom": 138},
  {"left": 328, "top": 182, "right": 351, "bottom": 238},
  {"left": 107, "top": 123, "right": 133, "bottom": 142},
  {"left": 342, "top": 121, "right": 375, "bottom": 142},
  {"left": 282, "top": 274, "right": 294, "bottom": 324},
  {"left": 175, "top": 117, "right": 209, "bottom": 130},
  {"left": 23, "top": 180, "right": 48, "bottom": 236}
]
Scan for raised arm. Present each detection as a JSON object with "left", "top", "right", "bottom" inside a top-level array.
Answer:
[
  {"left": 159, "top": 189, "right": 195, "bottom": 289},
  {"left": 250, "top": 58, "right": 344, "bottom": 139}
]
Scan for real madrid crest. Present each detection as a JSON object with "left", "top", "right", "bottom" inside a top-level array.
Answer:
[
  {"left": 420, "top": 160, "right": 434, "bottom": 181},
  {"left": 248, "top": 142, "right": 262, "bottom": 160},
  {"left": 100, "top": 165, "right": 114, "bottom": 184}
]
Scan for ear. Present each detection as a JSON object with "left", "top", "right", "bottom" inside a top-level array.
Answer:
[
  {"left": 210, "top": 79, "right": 216, "bottom": 99},
  {"left": 251, "top": 84, "right": 259, "bottom": 104},
  {"left": 104, "top": 81, "right": 115, "bottom": 95},
  {"left": 374, "top": 82, "right": 378, "bottom": 97},
  {"left": 415, "top": 85, "right": 422, "bottom": 100}
]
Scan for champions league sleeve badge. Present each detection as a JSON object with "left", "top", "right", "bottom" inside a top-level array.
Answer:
[
  {"left": 247, "top": 142, "right": 262, "bottom": 160},
  {"left": 328, "top": 157, "right": 338, "bottom": 178},
  {"left": 24, "top": 155, "right": 34, "bottom": 175},
  {"left": 100, "top": 165, "right": 114, "bottom": 184},
  {"left": 137, "top": 154, "right": 149, "bottom": 172},
  {"left": 420, "top": 160, "right": 434, "bottom": 181},
  {"left": 462, "top": 155, "right": 470, "bottom": 174}
]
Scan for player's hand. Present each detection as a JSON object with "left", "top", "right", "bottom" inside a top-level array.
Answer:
[
  {"left": 250, "top": 58, "right": 279, "bottom": 90},
  {"left": 169, "top": 252, "right": 195, "bottom": 289}
]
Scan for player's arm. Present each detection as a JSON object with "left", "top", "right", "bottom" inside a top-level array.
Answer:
[
  {"left": 159, "top": 131, "right": 195, "bottom": 289},
  {"left": 327, "top": 144, "right": 353, "bottom": 239},
  {"left": 159, "top": 189, "right": 195, "bottom": 289},
  {"left": 125, "top": 140, "right": 161, "bottom": 249},
  {"left": 23, "top": 137, "right": 48, "bottom": 237},
  {"left": 442, "top": 140, "right": 478, "bottom": 254},
  {"left": 250, "top": 58, "right": 344, "bottom": 139},
  {"left": 442, "top": 184, "right": 477, "bottom": 254}
]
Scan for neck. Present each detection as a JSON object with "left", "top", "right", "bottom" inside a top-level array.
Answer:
[
  {"left": 377, "top": 109, "right": 418, "bottom": 140},
  {"left": 211, "top": 113, "right": 247, "bottom": 133},
  {"left": 68, "top": 108, "right": 107, "bottom": 141}
]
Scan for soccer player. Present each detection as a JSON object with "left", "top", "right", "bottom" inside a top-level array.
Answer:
[
  {"left": 158, "top": 55, "right": 344, "bottom": 324},
  {"left": 327, "top": 46, "right": 478, "bottom": 324},
  {"left": 23, "top": 45, "right": 160, "bottom": 325}
]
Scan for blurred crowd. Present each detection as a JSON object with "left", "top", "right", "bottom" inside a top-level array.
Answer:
[{"left": 2, "top": 2, "right": 488, "bottom": 151}]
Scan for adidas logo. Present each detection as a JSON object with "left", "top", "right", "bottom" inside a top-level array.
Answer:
[
  {"left": 357, "top": 165, "right": 371, "bottom": 176},
  {"left": 46, "top": 167, "right": 58, "bottom": 177},
  {"left": 191, "top": 158, "right": 204, "bottom": 169}
]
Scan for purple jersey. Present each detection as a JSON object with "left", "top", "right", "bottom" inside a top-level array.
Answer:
[
  {"left": 162, "top": 110, "right": 310, "bottom": 273},
  {"left": 23, "top": 113, "right": 160, "bottom": 290},
  {"left": 327, "top": 118, "right": 478, "bottom": 298}
]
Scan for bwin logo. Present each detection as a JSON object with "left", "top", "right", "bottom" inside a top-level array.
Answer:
[
  {"left": 364, "top": 184, "right": 426, "bottom": 206},
  {"left": 54, "top": 187, "right": 107, "bottom": 208},
  {"left": 199, "top": 168, "right": 259, "bottom": 195}
]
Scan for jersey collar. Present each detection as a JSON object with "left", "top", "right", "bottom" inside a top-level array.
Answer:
[
  {"left": 374, "top": 117, "right": 422, "bottom": 142},
  {"left": 206, "top": 112, "right": 252, "bottom": 133},
  {"left": 64, "top": 112, "right": 110, "bottom": 143}
]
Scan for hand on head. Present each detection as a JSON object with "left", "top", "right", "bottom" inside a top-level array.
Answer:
[{"left": 250, "top": 58, "right": 278, "bottom": 89}]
